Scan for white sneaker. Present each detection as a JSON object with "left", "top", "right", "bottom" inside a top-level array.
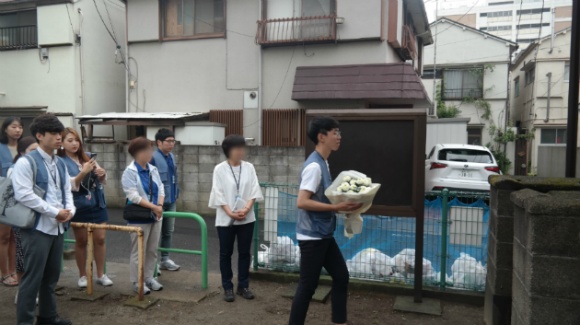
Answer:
[
  {"left": 160, "top": 259, "right": 181, "bottom": 271},
  {"left": 97, "top": 274, "right": 113, "bottom": 287},
  {"left": 133, "top": 282, "right": 151, "bottom": 295},
  {"left": 78, "top": 276, "right": 88, "bottom": 288},
  {"left": 145, "top": 278, "right": 163, "bottom": 291}
]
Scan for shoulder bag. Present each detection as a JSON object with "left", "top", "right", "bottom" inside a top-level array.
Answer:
[
  {"left": 123, "top": 170, "right": 154, "bottom": 222},
  {"left": 0, "top": 156, "right": 46, "bottom": 229}
]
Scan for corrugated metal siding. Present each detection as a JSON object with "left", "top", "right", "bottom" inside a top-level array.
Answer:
[
  {"left": 209, "top": 110, "right": 243, "bottom": 136},
  {"left": 262, "top": 109, "right": 306, "bottom": 147}
]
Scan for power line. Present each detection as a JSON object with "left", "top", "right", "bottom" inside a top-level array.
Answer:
[{"left": 65, "top": 4, "right": 76, "bottom": 35}]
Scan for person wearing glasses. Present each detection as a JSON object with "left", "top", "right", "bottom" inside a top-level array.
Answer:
[
  {"left": 150, "top": 128, "right": 180, "bottom": 272},
  {"left": 209, "top": 135, "right": 263, "bottom": 303},
  {"left": 289, "top": 117, "right": 361, "bottom": 325}
]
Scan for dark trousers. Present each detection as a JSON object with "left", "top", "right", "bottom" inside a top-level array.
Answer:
[
  {"left": 216, "top": 222, "right": 254, "bottom": 290},
  {"left": 17, "top": 229, "right": 64, "bottom": 325},
  {"left": 289, "top": 237, "right": 349, "bottom": 325}
]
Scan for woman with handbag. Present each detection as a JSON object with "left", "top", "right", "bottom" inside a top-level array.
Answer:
[
  {"left": 0, "top": 116, "right": 23, "bottom": 287},
  {"left": 57, "top": 128, "right": 111, "bottom": 288},
  {"left": 122, "top": 137, "right": 165, "bottom": 295}
]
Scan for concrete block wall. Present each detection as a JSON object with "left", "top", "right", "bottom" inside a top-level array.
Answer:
[
  {"left": 85, "top": 142, "right": 306, "bottom": 215},
  {"left": 510, "top": 190, "right": 580, "bottom": 325},
  {"left": 486, "top": 176, "right": 580, "bottom": 325}
]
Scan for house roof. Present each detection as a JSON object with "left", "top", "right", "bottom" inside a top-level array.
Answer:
[
  {"left": 431, "top": 18, "right": 518, "bottom": 48},
  {"left": 407, "top": 0, "right": 434, "bottom": 45},
  {"left": 76, "top": 112, "right": 209, "bottom": 126},
  {"left": 291, "top": 63, "right": 431, "bottom": 106},
  {"left": 512, "top": 27, "right": 572, "bottom": 68}
]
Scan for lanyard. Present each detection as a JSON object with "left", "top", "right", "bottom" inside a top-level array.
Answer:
[
  {"left": 43, "top": 160, "right": 59, "bottom": 189},
  {"left": 228, "top": 162, "right": 242, "bottom": 196}
]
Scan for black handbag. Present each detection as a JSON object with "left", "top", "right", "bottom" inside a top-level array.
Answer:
[{"left": 123, "top": 171, "right": 154, "bottom": 222}]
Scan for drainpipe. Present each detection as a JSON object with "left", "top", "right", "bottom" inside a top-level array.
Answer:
[
  {"left": 549, "top": 7, "right": 555, "bottom": 53},
  {"left": 431, "top": 0, "right": 439, "bottom": 116},
  {"left": 257, "top": 0, "right": 263, "bottom": 145},
  {"left": 544, "top": 72, "right": 552, "bottom": 122},
  {"left": 78, "top": 8, "right": 85, "bottom": 116}
]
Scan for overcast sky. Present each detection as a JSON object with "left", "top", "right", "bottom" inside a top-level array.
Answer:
[{"left": 423, "top": 0, "right": 482, "bottom": 22}]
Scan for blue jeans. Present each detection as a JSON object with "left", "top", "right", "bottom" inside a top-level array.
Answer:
[
  {"left": 216, "top": 222, "right": 255, "bottom": 290},
  {"left": 160, "top": 202, "right": 176, "bottom": 260}
]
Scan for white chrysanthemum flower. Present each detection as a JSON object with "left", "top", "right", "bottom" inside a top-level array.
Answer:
[
  {"left": 343, "top": 176, "right": 352, "bottom": 182},
  {"left": 350, "top": 180, "right": 357, "bottom": 186},
  {"left": 355, "top": 178, "right": 365, "bottom": 186},
  {"left": 363, "top": 178, "right": 372, "bottom": 186},
  {"left": 359, "top": 186, "right": 368, "bottom": 193},
  {"left": 341, "top": 182, "right": 350, "bottom": 187}
]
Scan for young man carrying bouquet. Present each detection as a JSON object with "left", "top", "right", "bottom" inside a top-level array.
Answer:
[{"left": 289, "top": 117, "right": 362, "bottom": 325}]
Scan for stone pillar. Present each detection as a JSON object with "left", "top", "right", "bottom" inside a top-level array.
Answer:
[
  {"left": 510, "top": 190, "right": 580, "bottom": 325},
  {"left": 485, "top": 176, "right": 580, "bottom": 325}
]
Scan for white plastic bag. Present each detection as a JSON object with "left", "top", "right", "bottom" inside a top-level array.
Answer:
[
  {"left": 450, "top": 253, "right": 487, "bottom": 289},
  {"left": 268, "top": 236, "right": 300, "bottom": 265},
  {"left": 324, "top": 170, "right": 381, "bottom": 238},
  {"left": 391, "top": 248, "right": 433, "bottom": 276},
  {"left": 346, "top": 248, "right": 393, "bottom": 277},
  {"left": 257, "top": 244, "right": 270, "bottom": 265}
]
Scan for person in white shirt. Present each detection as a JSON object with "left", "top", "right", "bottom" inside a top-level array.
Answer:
[
  {"left": 12, "top": 114, "right": 75, "bottom": 325},
  {"left": 209, "top": 135, "right": 264, "bottom": 303}
]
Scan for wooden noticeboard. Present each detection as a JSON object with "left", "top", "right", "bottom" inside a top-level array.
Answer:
[{"left": 305, "top": 109, "right": 427, "bottom": 301}]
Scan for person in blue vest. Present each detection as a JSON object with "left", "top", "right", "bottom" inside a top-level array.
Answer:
[
  {"left": 57, "top": 128, "right": 111, "bottom": 289},
  {"left": 149, "top": 128, "right": 180, "bottom": 272},
  {"left": 289, "top": 117, "right": 362, "bottom": 325},
  {"left": 12, "top": 114, "right": 75, "bottom": 325},
  {"left": 0, "top": 116, "right": 23, "bottom": 287}
]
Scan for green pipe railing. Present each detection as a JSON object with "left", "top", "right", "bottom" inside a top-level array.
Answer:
[
  {"left": 439, "top": 188, "right": 450, "bottom": 290},
  {"left": 157, "top": 212, "right": 208, "bottom": 289}
]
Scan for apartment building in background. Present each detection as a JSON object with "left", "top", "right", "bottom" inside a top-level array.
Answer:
[
  {"left": 0, "top": 0, "right": 127, "bottom": 134},
  {"left": 421, "top": 18, "right": 517, "bottom": 162},
  {"left": 510, "top": 27, "right": 578, "bottom": 177},
  {"left": 435, "top": 0, "right": 573, "bottom": 47},
  {"left": 124, "top": 0, "right": 433, "bottom": 145}
]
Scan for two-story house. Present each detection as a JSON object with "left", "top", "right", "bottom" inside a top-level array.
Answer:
[
  {"left": 510, "top": 27, "right": 578, "bottom": 177},
  {"left": 0, "top": 0, "right": 126, "bottom": 132},
  {"left": 422, "top": 19, "right": 517, "bottom": 150},
  {"left": 125, "top": 0, "right": 432, "bottom": 145}
]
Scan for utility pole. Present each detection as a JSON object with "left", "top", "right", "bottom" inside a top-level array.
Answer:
[
  {"left": 432, "top": 0, "right": 438, "bottom": 116},
  {"left": 565, "top": 0, "right": 580, "bottom": 177}
]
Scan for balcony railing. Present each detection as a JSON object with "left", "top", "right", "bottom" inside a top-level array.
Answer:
[
  {"left": 256, "top": 15, "right": 337, "bottom": 46},
  {"left": 401, "top": 24, "right": 417, "bottom": 60},
  {"left": 0, "top": 25, "right": 38, "bottom": 50}
]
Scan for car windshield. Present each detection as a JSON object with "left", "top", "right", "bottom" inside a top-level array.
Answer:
[{"left": 438, "top": 149, "right": 493, "bottom": 164}]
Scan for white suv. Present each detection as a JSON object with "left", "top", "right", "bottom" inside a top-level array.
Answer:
[{"left": 425, "top": 144, "right": 500, "bottom": 192}]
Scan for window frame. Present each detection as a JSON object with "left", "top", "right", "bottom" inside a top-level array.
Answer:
[
  {"left": 159, "top": 0, "right": 227, "bottom": 42},
  {"left": 540, "top": 128, "right": 567, "bottom": 145},
  {"left": 467, "top": 126, "right": 483, "bottom": 146},
  {"left": 441, "top": 68, "right": 484, "bottom": 101},
  {"left": 525, "top": 67, "right": 535, "bottom": 86}
]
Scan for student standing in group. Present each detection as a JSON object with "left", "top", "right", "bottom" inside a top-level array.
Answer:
[
  {"left": 0, "top": 117, "right": 23, "bottom": 287},
  {"left": 122, "top": 137, "right": 165, "bottom": 295},
  {"left": 9, "top": 136, "right": 38, "bottom": 304},
  {"left": 13, "top": 114, "right": 74, "bottom": 325},
  {"left": 150, "top": 128, "right": 180, "bottom": 272},
  {"left": 289, "top": 117, "right": 361, "bottom": 325},
  {"left": 209, "top": 135, "right": 263, "bottom": 303},
  {"left": 57, "top": 128, "right": 112, "bottom": 289}
]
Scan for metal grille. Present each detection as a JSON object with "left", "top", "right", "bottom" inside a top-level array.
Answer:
[
  {"left": 209, "top": 110, "right": 243, "bottom": 136},
  {"left": 262, "top": 109, "right": 306, "bottom": 147},
  {"left": 256, "top": 15, "right": 337, "bottom": 46},
  {"left": 253, "top": 185, "right": 490, "bottom": 292},
  {"left": 0, "top": 26, "right": 37, "bottom": 50}
]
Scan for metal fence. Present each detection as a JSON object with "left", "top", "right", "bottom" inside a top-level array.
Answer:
[
  {"left": 253, "top": 184, "right": 489, "bottom": 293},
  {"left": 0, "top": 25, "right": 37, "bottom": 50}
]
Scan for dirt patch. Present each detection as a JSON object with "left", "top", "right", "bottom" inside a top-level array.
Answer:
[{"left": 0, "top": 280, "right": 484, "bottom": 324}]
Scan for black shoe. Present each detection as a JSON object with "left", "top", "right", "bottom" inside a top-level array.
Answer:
[
  {"left": 237, "top": 287, "right": 255, "bottom": 300},
  {"left": 224, "top": 289, "right": 235, "bottom": 302},
  {"left": 36, "top": 316, "right": 72, "bottom": 325}
]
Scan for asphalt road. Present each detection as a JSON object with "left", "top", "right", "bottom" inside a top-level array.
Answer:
[{"left": 68, "top": 209, "right": 225, "bottom": 274}]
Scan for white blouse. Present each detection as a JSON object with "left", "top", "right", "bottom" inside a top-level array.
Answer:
[{"left": 208, "top": 160, "right": 264, "bottom": 227}]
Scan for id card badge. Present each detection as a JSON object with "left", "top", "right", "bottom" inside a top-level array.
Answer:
[{"left": 172, "top": 175, "right": 176, "bottom": 184}]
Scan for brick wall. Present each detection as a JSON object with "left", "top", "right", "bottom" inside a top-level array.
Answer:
[{"left": 85, "top": 143, "right": 305, "bottom": 215}]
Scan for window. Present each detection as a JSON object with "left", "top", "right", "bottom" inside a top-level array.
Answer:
[
  {"left": 486, "top": 11, "right": 512, "bottom": 18},
  {"left": 442, "top": 68, "right": 484, "bottom": 100},
  {"left": 162, "top": 0, "right": 225, "bottom": 40},
  {"left": 541, "top": 128, "right": 567, "bottom": 144},
  {"left": 438, "top": 149, "right": 493, "bottom": 163},
  {"left": 483, "top": 25, "right": 512, "bottom": 31},
  {"left": 467, "top": 127, "right": 483, "bottom": 145},
  {"left": 564, "top": 61, "right": 570, "bottom": 82},
  {"left": 301, "top": 0, "right": 336, "bottom": 17},
  {"left": 525, "top": 68, "right": 535, "bottom": 86},
  {"left": 516, "top": 23, "right": 550, "bottom": 29},
  {"left": 517, "top": 8, "right": 550, "bottom": 15},
  {"left": 514, "top": 77, "right": 520, "bottom": 97},
  {"left": 422, "top": 69, "right": 442, "bottom": 80},
  {"left": 0, "top": 10, "right": 37, "bottom": 50}
]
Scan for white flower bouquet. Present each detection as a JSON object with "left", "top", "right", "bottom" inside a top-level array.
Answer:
[{"left": 325, "top": 170, "right": 381, "bottom": 238}]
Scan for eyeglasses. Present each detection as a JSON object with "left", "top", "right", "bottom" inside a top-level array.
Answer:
[
  {"left": 333, "top": 130, "right": 342, "bottom": 137},
  {"left": 163, "top": 140, "right": 176, "bottom": 144}
]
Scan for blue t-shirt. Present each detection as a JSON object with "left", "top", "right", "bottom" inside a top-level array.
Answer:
[{"left": 135, "top": 161, "right": 158, "bottom": 206}]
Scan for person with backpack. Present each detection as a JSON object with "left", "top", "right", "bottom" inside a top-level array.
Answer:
[
  {"left": 13, "top": 114, "right": 74, "bottom": 325},
  {"left": 57, "top": 127, "right": 111, "bottom": 289}
]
